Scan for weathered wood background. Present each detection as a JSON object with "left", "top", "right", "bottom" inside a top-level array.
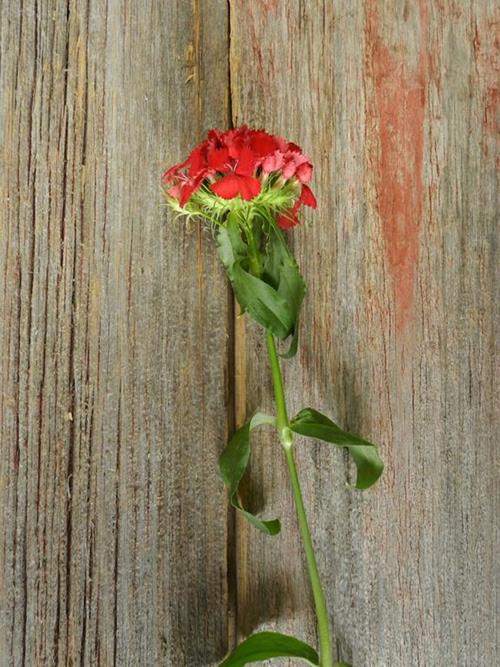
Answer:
[{"left": 0, "top": 1, "right": 497, "bottom": 665}]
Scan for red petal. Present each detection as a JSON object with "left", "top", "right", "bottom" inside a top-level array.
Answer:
[
  {"left": 162, "top": 157, "right": 188, "bottom": 183},
  {"left": 180, "top": 171, "right": 206, "bottom": 205},
  {"left": 167, "top": 184, "right": 182, "bottom": 199},
  {"left": 282, "top": 157, "right": 298, "bottom": 179},
  {"left": 207, "top": 129, "right": 223, "bottom": 147},
  {"left": 237, "top": 176, "right": 261, "bottom": 201},
  {"left": 275, "top": 135, "right": 288, "bottom": 152},
  {"left": 210, "top": 174, "right": 261, "bottom": 201},
  {"left": 296, "top": 161, "right": 313, "bottom": 183},
  {"left": 225, "top": 128, "right": 248, "bottom": 159},
  {"left": 300, "top": 184, "right": 317, "bottom": 208},
  {"left": 208, "top": 147, "right": 230, "bottom": 171},
  {"left": 188, "top": 145, "right": 208, "bottom": 176},
  {"left": 250, "top": 131, "right": 279, "bottom": 156},
  {"left": 235, "top": 146, "right": 257, "bottom": 176},
  {"left": 162, "top": 165, "right": 178, "bottom": 183},
  {"left": 262, "top": 150, "right": 284, "bottom": 174},
  {"left": 277, "top": 210, "right": 299, "bottom": 230},
  {"left": 210, "top": 174, "right": 241, "bottom": 199},
  {"left": 180, "top": 182, "right": 195, "bottom": 206}
]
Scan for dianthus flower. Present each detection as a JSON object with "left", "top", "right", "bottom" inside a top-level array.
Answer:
[{"left": 163, "top": 125, "right": 316, "bottom": 229}]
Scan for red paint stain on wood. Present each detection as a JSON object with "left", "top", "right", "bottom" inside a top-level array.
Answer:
[
  {"left": 366, "top": 2, "right": 429, "bottom": 332},
  {"left": 484, "top": 86, "right": 499, "bottom": 136},
  {"left": 256, "top": 0, "right": 279, "bottom": 10}
]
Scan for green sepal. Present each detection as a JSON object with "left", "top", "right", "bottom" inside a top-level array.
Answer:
[
  {"left": 219, "top": 412, "right": 280, "bottom": 535},
  {"left": 219, "top": 631, "right": 319, "bottom": 666},
  {"left": 290, "top": 408, "right": 384, "bottom": 490}
]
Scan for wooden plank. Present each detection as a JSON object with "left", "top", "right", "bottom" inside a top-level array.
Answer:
[
  {"left": 0, "top": 1, "right": 231, "bottom": 665},
  {"left": 229, "top": 1, "right": 498, "bottom": 665}
]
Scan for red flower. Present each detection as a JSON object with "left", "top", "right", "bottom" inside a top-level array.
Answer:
[
  {"left": 277, "top": 185, "right": 317, "bottom": 230},
  {"left": 210, "top": 144, "right": 261, "bottom": 201},
  {"left": 207, "top": 147, "right": 230, "bottom": 171},
  {"left": 261, "top": 150, "right": 284, "bottom": 174},
  {"left": 249, "top": 130, "right": 280, "bottom": 157},
  {"left": 281, "top": 148, "right": 313, "bottom": 182},
  {"left": 163, "top": 126, "right": 316, "bottom": 227}
]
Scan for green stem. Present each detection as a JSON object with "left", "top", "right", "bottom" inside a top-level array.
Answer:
[
  {"left": 265, "top": 331, "right": 289, "bottom": 432},
  {"left": 244, "top": 222, "right": 262, "bottom": 277},
  {"left": 244, "top": 220, "right": 333, "bottom": 665},
  {"left": 265, "top": 331, "right": 333, "bottom": 667},
  {"left": 284, "top": 445, "right": 333, "bottom": 667}
]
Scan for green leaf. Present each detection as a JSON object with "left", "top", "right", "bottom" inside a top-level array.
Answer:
[
  {"left": 219, "top": 412, "right": 280, "bottom": 535},
  {"left": 217, "top": 217, "right": 305, "bottom": 346},
  {"left": 217, "top": 212, "right": 249, "bottom": 265},
  {"left": 217, "top": 223, "right": 294, "bottom": 338},
  {"left": 276, "top": 249, "right": 305, "bottom": 325},
  {"left": 219, "top": 631, "right": 319, "bottom": 666},
  {"left": 264, "top": 229, "right": 305, "bottom": 357},
  {"left": 290, "top": 408, "right": 384, "bottom": 490},
  {"left": 262, "top": 226, "right": 288, "bottom": 287},
  {"left": 233, "top": 264, "right": 294, "bottom": 338}
]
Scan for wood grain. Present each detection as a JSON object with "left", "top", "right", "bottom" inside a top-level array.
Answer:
[
  {"left": 0, "top": 1, "right": 230, "bottom": 665},
  {"left": 0, "top": 1, "right": 498, "bottom": 666},
  {"left": 229, "top": 1, "right": 498, "bottom": 665}
]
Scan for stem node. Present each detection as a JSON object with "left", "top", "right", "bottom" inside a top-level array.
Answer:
[{"left": 280, "top": 426, "right": 294, "bottom": 450}]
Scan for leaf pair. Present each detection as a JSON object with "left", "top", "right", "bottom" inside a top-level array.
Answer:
[
  {"left": 219, "top": 408, "right": 383, "bottom": 536},
  {"left": 217, "top": 215, "right": 304, "bottom": 352},
  {"left": 218, "top": 413, "right": 280, "bottom": 535},
  {"left": 290, "top": 408, "right": 384, "bottom": 490},
  {"left": 219, "top": 630, "right": 351, "bottom": 666}
]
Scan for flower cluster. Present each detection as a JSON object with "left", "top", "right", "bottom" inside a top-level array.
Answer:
[{"left": 163, "top": 126, "right": 317, "bottom": 229}]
